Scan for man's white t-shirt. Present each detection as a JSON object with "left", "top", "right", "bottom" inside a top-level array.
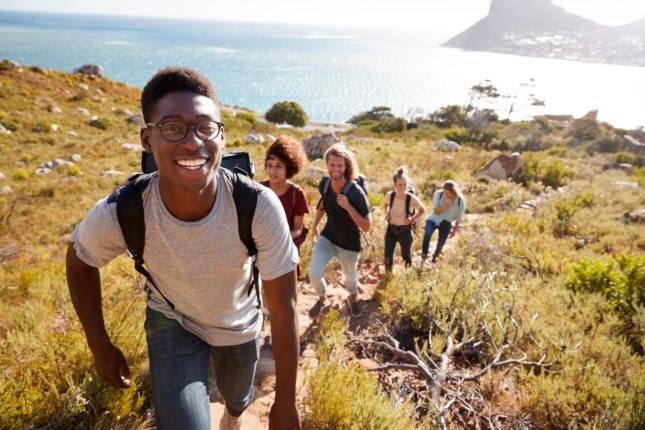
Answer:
[{"left": 71, "top": 169, "right": 298, "bottom": 346}]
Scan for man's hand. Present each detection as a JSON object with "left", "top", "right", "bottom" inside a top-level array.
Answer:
[
  {"left": 92, "top": 341, "right": 131, "bottom": 389},
  {"left": 310, "top": 226, "right": 320, "bottom": 242},
  {"left": 269, "top": 400, "right": 301, "bottom": 430},
  {"left": 336, "top": 194, "right": 351, "bottom": 211}
]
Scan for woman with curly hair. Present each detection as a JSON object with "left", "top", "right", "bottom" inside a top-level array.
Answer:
[{"left": 262, "top": 135, "right": 310, "bottom": 255}]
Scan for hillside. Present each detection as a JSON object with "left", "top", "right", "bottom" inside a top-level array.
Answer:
[
  {"left": 0, "top": 64, "right": 643, "bottom": 429},
  {"left": 445, "top": 0, "right": 645, "bottom": 66}
]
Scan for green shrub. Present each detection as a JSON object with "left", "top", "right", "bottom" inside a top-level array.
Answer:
[
  {"left": 13, "top": 168, "right": 31, "bottom": 180},
  {"left": 303, "top": 311, "right": 420, "bottom": 430},
  {"left": 541, "top": 159, "right": 573, "bottom": 188},
  {"left": 371, "top": 117, "right": 407, "bottom": 133},
  {"left": 615, "top": 152, "right": 645, "bottom": 168},
  {"left": 427, "top": 104, "right": 468, "bottom": 128},
  {"left": 566, "top": 254, "right": 644, "bottom": 319},
  {"left": 0, "top": 110, "right": 18, "bottom": 131},
  {"left": 443, "top": 127, "right": 468, "bottom": 143},
  {"left": 236, "top": 111, "right": 256, "bottom": 126},
  {"left": 265, "top": 101, "right": 308, "bottom": 127},
  {"left": 553, "top": 200, "right": 577, "bottom": 237},
  {"left": 570, "top": 117, "right": 601, "bottom": 142}
]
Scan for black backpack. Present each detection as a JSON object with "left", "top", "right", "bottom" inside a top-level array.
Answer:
[
  {"left": 317, "top": 174, "right": 368, "bottom": 211},
  {"left": 108, "top": 153, "right": 261, "bottom": 310},
  {"left": 388, "top": 191, "right": 415, "bottom": 219}
]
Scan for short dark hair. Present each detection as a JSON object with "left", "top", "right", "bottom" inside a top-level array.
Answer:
[
  {"left": 141, "top": 67, "right": 219, "bottom": 122},
  {"left": 265, "top": 135, "right": 307, "bottom": 179}
]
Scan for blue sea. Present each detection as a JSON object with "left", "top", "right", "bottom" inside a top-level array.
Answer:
[{"left": 1, "top": 11, "right": 644, "bottom": 129}]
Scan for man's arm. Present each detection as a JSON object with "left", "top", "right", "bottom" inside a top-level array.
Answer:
[
  {"left": 337, "top": 194, "right": 371, "bottom": 232},
  {"left": 310, "top": 207, "right": 326, "bottom": 241},
  {"left": 66, "top": 243, "right": 131, "bottom": 389},
  {"left": 263, "top": 269, "right": 302, "bottom": 430}
]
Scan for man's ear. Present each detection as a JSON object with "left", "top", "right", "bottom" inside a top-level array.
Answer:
[{"left": 140, "top": 127, "right": 152, "bottom": 153}]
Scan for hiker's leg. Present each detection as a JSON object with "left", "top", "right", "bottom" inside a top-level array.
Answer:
[
  {"left": 308, "top": 235, "right": 335, "bottom": 297},
  {"left": 384, "top": 225, "right": 396, "bottom": 272},
  {"left": 145, "top": 307, "right": 211, "bottom": 430},
  {"left": 335, "top": 244, "right": 360, "bottom": 295},
  {"left": 399, "top": 228, "right": 413, "bottom": 268},
  {"left": 421, "top": 219, "right": 438, "bottom": 259},
  {"left": 432, "top": 220, "right": 453, "bottom": 262},
  {"left": 211, "top": 336, "right": 260, "bottom": 416}
]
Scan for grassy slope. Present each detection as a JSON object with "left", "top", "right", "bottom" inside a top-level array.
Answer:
[{"left": 0, "top": 66, "right": 643, "bottom": 428}]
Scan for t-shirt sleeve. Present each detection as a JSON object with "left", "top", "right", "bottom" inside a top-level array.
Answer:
[
  {"left": 294, "top": 186, "right": 309, "bottom": 216},
  {"left": 70, "top": 197, "right": 127, "bottom": 268},
  {"left": 252, "top": 189, "right": 299, "bottom": 281},
  {"left": 350, "top": 186, "right": 370, "bottom": 217}
]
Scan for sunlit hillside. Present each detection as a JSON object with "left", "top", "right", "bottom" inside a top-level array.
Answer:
[{"left": 0, "top": 63, "right": 643, "bottom": 429}]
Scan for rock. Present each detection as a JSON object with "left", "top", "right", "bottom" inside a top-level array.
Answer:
[
  {"left": 0, "top": 185, "right": 12, "bottom": 195},
  {"left": 0, "top": 124, "right": 12, "bottom": 135},
  {"left": 0, "top": 171, "right": 5, "bottom": 180},
  {"left": 0, "top": 59, "right": 21, "bottom": 71},
  {"left": 266, "top": 134, "right": 276, "bottom": 142},
  {"left": 615, "top": 181, "right": 639, "bottom": 189},
  {"left": 304, "top": 167, "right": 326, "bottom": 186},
  {"left": 303, "top": 133, "right": 340, "bottom": 158},
  {"left": 356, "top": 358, "right": 380, "bottom": 369},
  {"left": 301, "top": 349, "right": 316, "bottom": 359},
  {"left": 50, "top": 124, "right": 60, "bottom": 132},
  {"left": 48, "top": 105, "right": 62, "bottom": 114},
  {"left": 433, "top": 139, "right": 460, "bottom": 152},
  {"left": 34, "top": 167, "right": 52, "bottom": 175},
  {"left": 440, "top": 156, "right": 453, "bottom": 164},
  {"left": 244, "top": 134, "right": 265, "bottom": 144},
  {"left": 122, "top": 143, "right": 141, "bottom": 152},
  {"left": 31, "top": 66, "right": 49, "bottom": 74},
  {"left": 476, "top": 153, "right": 525, "bottom": 181},
  {"left": 75, "top": 108, "right": 90, "bottom": 116},
  {"left": 623, "top": 135, "right": 645, "bottom": 156},
  {"left": 100, "top": 169, "right": 123, "bottom": 177},
  {"left": 617, "top": 163, "right": 634, "bottom": 174},
  {"left": 68, "top": 131, "right": 78, "bottom": 138},
  {"left": 68, "top": 154, "right": 82, "bottom": 162},
  {"left": 75, "top": 83, "right": 90, "bottom": 91},
  {"left": 74, "top": 64, "right": 103, "bottom": 78},
  {"left": 90, "top": 115, "right": 98, "bottom": 121},
  {"left": 121, "top": 108, "right": 134, "bottom": 116},
  {"left": 623, "top": 208, "right": 645, "bottom": 223},
  {"left": 93, "top": 88, "right": 103, "bottom": 95},
  {"left": 43, "top": 159, "right": 73, "bottom": 170},
  {"left": 128, "top": 113, "right": 145, "bottom": 127}
]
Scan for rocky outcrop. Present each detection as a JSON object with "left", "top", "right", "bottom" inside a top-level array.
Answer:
[
  {"left": 128, "top": 113, "right": 145, "bottom": 127},
  {"left": 304, "top": 167, "right": 326, "bottom": 186},
  {"left": 303, "top": 133, "right": 340, "bottom": 158},
  {"left": 433, "top": 139, "right": 460, "bottom": 152},
  {"left": 0, "top": 59, "right": 21, "bottom": 71},
  {"left": 74, "top": 64, "right": 103, "bottom": 79},
  {"left": 476, "top": 153, "right": 525, "bottom": 181}
]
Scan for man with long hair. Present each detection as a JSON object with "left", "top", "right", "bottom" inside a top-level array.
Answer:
[{"left": 308, "top": 143, "right": 371, "bottom": 318}]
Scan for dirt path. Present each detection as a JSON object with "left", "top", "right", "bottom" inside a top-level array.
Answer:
[{"left": 207, "top": 206, "right": 540, "bottom": 428}]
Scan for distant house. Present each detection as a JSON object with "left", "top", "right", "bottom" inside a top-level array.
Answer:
[
  {"left": 538, "top": 110, "right": 598, "bottom": 130},
  {"left": 539, "top": 114, "right": 574, "bottom": 129}
]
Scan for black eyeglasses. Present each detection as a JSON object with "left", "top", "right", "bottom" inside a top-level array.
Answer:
[{"left": 146, "top": 120, "right": 224, "bottom": 142}]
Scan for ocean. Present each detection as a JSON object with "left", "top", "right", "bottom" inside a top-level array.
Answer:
[{"left": 1, "top": 11, "right": 643, "bottom": 129}]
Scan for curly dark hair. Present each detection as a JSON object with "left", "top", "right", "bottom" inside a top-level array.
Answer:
[
  {"left": 264, "top": 135, "right": 308, "bottom": 179},
  {"left": 141, "top": 67, "right": 219, "bottom": 122}
]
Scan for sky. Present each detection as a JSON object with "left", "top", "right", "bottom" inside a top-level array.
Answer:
[{"left": 0, "top": 0, "right": 644, "bottom": 35}]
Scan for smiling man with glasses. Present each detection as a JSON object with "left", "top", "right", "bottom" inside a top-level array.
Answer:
[{"left": 66, "top": 67, "right": 301, "bottom": 430}]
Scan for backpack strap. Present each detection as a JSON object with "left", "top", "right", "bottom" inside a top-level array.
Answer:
[
  {"left": 405, "top": 193, "right": 412, "bottom": 218},
  {"left": 317, "top": 176, "right": 331, "bottom": 211},
  {"left": 222, "top": 167, "right": 261, "bottom": 308},
  {"left": 341, "top": 180, "right": 356, "bottom": 196},
  {"left": 113, "top": 172, "right": 177, "bottom": 310}
]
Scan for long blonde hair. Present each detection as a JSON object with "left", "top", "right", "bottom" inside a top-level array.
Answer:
[{"left": 324, "top": 143, "right": 359, "bottom": 181}]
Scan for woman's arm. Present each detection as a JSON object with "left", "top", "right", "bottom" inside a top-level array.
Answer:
[{"left": 291, "top": 215, "right": 304, "bottom": 239}]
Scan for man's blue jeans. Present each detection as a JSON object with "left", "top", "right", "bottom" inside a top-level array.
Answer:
[
  {"left": 144, "top": 307, "right": 260, "bottom": 430},
  {"left": 309, "top": 235, "right": 359, "bottom": 297},
  {"left": 421, "top": 219, "right": 452, "bottom": 262}
]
